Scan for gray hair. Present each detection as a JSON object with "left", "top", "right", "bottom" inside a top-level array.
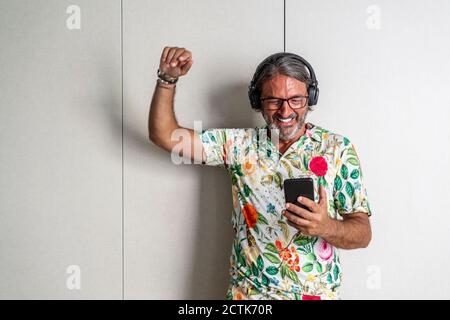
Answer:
[{"left": 250, "top": 52, "right": 313, "bottom": 112}]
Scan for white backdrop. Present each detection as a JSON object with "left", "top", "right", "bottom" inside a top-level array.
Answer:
[{"left": 1, "top": 0, "right": 449, "bottom": 299}]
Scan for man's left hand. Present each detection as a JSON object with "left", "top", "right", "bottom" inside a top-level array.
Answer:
[{"left": 283, "top": 185, "right": 332, "bottom": 238}]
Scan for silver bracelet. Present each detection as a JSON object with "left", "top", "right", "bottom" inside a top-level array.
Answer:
[
  {"left": 156, "top": 78, "right": 176, "bottom": 88},
  {"left": 157, "top": 69, "right": 178, "bottom": 84}
]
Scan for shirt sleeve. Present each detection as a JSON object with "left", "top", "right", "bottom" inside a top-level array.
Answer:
[
  {"left": 333, "top": 137, "right": 372, "bottom": 217},
  {"left": 196, "top": 128, "right": 235, "bottom": 167}
]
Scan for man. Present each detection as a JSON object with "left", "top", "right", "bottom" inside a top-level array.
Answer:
[{"left": 148, "top": 46, "right": 372, "bottom": 300}]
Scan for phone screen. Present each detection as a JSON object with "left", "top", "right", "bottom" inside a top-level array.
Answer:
[{"left": 283, "top": 177, "right": 315, "bottom": 211}]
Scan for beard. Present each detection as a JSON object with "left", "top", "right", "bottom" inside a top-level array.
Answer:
[{"left": 263, "top": 110, "right": 309, "bottom": 141}]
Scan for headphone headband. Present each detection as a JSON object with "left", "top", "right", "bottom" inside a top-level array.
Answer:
[{"left": 248, "top": 52, "right": 319, "bottom": 109}]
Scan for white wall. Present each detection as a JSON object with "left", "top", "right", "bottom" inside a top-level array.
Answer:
[
  {"left": 287, "top": 0, "right": 450, "bottom": 299},
  {"left": 1, "top": 0, "right": 449, "bottom": 299},
  {"left": 0, "top": 0, "right": 122, "bottom": 299}
]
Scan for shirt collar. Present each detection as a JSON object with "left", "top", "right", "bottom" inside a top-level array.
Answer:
[
  {"left": 259, "top": 122, "right": 323, "bottom": 144},
  {"left": 256, "top": 122, "right": 323, "bottom": 160},
  {"left": 305, "top": 122, "right": 323, "bottom": 143}
]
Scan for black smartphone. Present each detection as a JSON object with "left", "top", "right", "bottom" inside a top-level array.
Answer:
[{"left": 283, "top": 177, "right": 315, "bottom": 211}]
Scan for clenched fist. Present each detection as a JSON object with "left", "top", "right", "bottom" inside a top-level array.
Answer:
[{"left": 159, "top": 46, "right": 193, "bottom": 79}]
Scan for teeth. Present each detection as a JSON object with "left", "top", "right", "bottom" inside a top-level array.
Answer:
[{"left": 278, "top": 118, "right": 293, "bottom": 123}]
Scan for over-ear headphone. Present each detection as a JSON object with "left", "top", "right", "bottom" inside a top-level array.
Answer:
[{"left": 248, "top": 52, "right": 319, "bottom": 110}]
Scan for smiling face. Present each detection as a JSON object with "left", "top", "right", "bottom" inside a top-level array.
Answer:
[{"left": 260, "top": 74, "right": 309, "bottom": 142}]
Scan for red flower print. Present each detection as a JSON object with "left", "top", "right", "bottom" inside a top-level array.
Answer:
[
  {"left": 302, "top": 295, "right": 321, "bottom": 300},
  {"left": 275, "top": 241, "right": 301, "bottom": 272},
  {"left": 287, "top": 246, "right": 300, "bottom": 272},
  {"left": 242, "top": 203, "right": 258, "bottom": 228},
  {"left": 309, "top": 156, "right": 328, "bottom": 176},
  {"left": 275, "top": 240, "right": 292, "bottom": 261}
]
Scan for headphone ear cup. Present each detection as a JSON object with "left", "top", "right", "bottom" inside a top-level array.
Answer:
[
  {"left": 248, "top": 84, "right": 260, "bottom": 110},
  {"left": 308, "top": 85, "right": 319, "bottom": 106}
]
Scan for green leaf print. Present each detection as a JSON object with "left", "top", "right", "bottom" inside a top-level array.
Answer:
[
  {"left": 231, "top": 164, "right": 244, "bottom": 177},
  {"left": 287, "top": 269, "right": 300, "bottom": 284},
  {"left": 280, "top": 160, "right": 294, "bottom": 179},
  {"left": 257, "top": 255, "right": 264, "bottom": 271},
  {"left": 273, "top": 172, "right": 283, "bottom": 189},
  {"left": 253, "top": 278, "right": 261, "bottom": 288},
  {"left": 293, "top": 234, "right": 313, "bottom": 246},
  {"left": 326, "top": 263, "right": 333, "bottom": 271},
  {"left": 338, "top": 192, "right": 346, "bottom": 209},
  {"left": 298, "top": 247, "right": 309, "bottom": 255},
  {"left": 234, "top": 244, "right": 246, "bottom": 267},
  {"left": 350, "top": 169, "right": 360, "bottom": 179},
  {"left": 261, "top": 175, "right": 273, "bottom": 185},
  {"left": 315, "top": 262, "right": 323, "bottom": 273},
  {"left": 291, "top": 160, "right": 301, "bottom": 170},
  {"left": 245, "top": 269, "right": 252, "bottom": 277},
  {"left": 346, "top": 147, "right": 357, "bottom": 157},
  {"left": 265, "top": 243, "right": 278, "bottom": 254},
  {"left": 263, "top": 252, "right": 281, "bottom": 264},
  {"left": 221, "top": 130, "right": 226, "bottom": 144},
  {"left": 249, "top": 287, "right": 261, "bottom": 296},
  {"left": 317, "top": 176, "right": 327, "bottom": 188},
  {"left": 306, "top": 253, "right": 316, "bottom": 261},
  {"left": 278, "top": 221, "right": 290, "bottom": 243},
  {"left": 261, "top": 274, "right": 270, "bottom": 286},
  {"left": 238, "top": 254, "right": 246, "bottom": 267},
  {"left": 252, "top": 263, "right": 259, "bottom": 277},
  {"left": 334, "top": 175, "right": 343, "bottom": 191},
  {"left": 340, "top": 164, "right": 348, "bottom": 179},
  {"left": 243, "top": 184, "right": 252, "bottom": 197},
  {"left": 345, "top": 182, "right": 355, "bottom": 198},
  {"left": 244, "top": 145, "right": 250, "bottom": 156},
  {"left": 234, "top": 243, "right": 240, "bottom": 255},
  {"left": 343, "top": 137, "right": 350, "bottom": 146},
  {"left": 294, "top": 293, "right": 302, "bottom": 300},
  {"left": 302, "top": 262, "right": 314, "bottom": 273},
  {"left": 231, "top": 175, "right": 237, "bottom": 185},
  {"left": 257, "top": 213, "right": 269, "bottom": 225},
  {"left": 312, "top": 237, "right": 319, "bottom": 246},
  {"left": 303, "top": 155, "right": 310, "bottom": 171},
  {"left": 327, "top": 273, "right": 333, "bottom": 284},
  {"left": 281, "top": 264, "right": 288, "bottom": 279},
  {"left": 333, "top": 265, "right": 340, "bottom": 281},
  {"left": 266, "top": 266, "right": 278, "bottom": 275},
  {"left": 348, "top": 157, "right": 359, "bottom": 166}
]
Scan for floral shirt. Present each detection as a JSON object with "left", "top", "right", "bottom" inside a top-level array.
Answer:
[{"left": 197, "top": 122, "right": 372, "bottom": 300}]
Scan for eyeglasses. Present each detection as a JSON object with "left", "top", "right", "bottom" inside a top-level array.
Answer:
[{"left": 260, "top": 96, "right": 308, "bottom": 110}]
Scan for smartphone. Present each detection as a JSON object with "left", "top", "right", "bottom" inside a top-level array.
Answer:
[{"left": 283, "top": 177, "right": 315, "bottom": 211}]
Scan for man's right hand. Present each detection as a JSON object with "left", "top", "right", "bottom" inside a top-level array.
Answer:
[
  {"left": 159, "top": 47, "right": 193, "bottom": 78},
  {"left": 150, "top": 46, "right": 205, "bottom": 164}
]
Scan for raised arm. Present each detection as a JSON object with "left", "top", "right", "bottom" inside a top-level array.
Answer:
[{"left": 148, "top": 46, "right": 205, "bottom": 163}]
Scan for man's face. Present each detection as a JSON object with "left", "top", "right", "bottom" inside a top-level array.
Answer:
[{"left": 260, "top": 74, "right": 309, "bottom": 142}]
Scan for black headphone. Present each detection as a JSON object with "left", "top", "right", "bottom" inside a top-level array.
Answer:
[{"left": 248, "top": 52, "right": 319, "bottom": 110}]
